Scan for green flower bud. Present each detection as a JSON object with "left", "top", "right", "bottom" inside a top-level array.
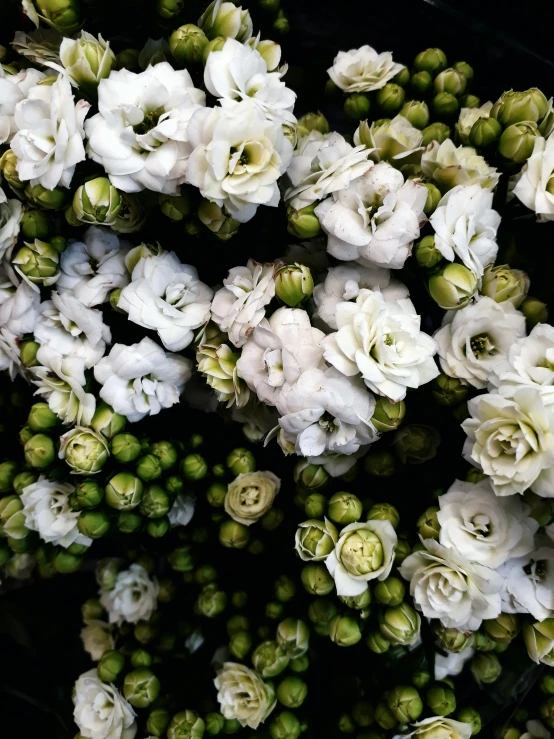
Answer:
[
  {"left": 13, "top": 471, "right": 37, "bottom": 495},
  {"left": 197, "top": 199, "right": 239, "bottom": 241},
  {"left": 541, "top": 674, "right": 554, "bottom": 695},
  {"left": 456, "top": 707, "right": 481, "bottom": 735},
  {"left": 0, "top": 149, "right": 24, "bottom": 190},
  {"left": 275, "top": 263, "right": 314, "bottom": 306},
  {"left": 391, "top": 64, "right": 410, "bottom": 87},
  {"left": 227, "top": 614, "right": 249, "bottom": 636},
  {"left": 24, "top": 433, "right": 55, "bottom": 469},
  {"left": 110, "top": 434, "right": 141, "bottom": 464},
  {"left": 294, "top": 461, "right": 329, "bottom": 492},
  {"left": 432, "top": 92, "right": 459, "bottom": 120},
  {"left": 54, "top": 550, "right": 83, "bottom": 573},
  {"left": 295, "top": 518, "right": 338, "bottom": 561},
  {"left": 425, "top": 683, "right": 457, "bottom": 715},
  {"left": 523, "top": 618, "right": 554, "bottom": 666},
  {"left": 277, "top": 676, "right": 307, "bottom": 708},
  {"left": 376, "top": 84, "right": 406, "bottom": 115},
  {"left": 12, "top": 239, "right": 59, "bottom": 286},
  {"left": 275, "top": 574, "right": 296, "bottom": 602},
  {"left": 471, "top": 652, "right": 501, "bottom": 684},
  {"left": 498, "top": 121, "right": 540, "bottom": 163},
  {"left": 351, "top": 701, "right": 375, "bottom": 728},
  {"left": 105, "top": 472, "right": 143, "bottom": 510},
  {"left": 196, "top": 582, "right": 227, "bottom": 618},
  {"left": 521, "top": 296, "right": 549, "bottom": 330},
  {"left": 431, "top": 374, "right": 469, "bottom": 407},
  {"left": 202, "top": 36, "right": 226, "bottom": 65},
  {"left": 433, "top": 624, "right": 473, "bottom": 652},
  {"left": 156, "top": 0, "right": 183, "bottom": 19},
  {"left": 429, "top": 263, "right": 477, "bottom": 310},
  {"left": 90, "top": 402, "right": 126, "bottom": 440},
  {"left": 492, "top": 88, "right": 549, "bottom": 126},
  {"left": 269, "top": 711, "right": 302, "bottom": 739},
  {"left": 414, "top": 234, "right": 442, "bottom": 268},
  {"left": 252, "top": 640, "right": 289, "bottom": 677},
  {"left": 373, "top": 576, "right": 405, "bottom": 606},
  {"left": 219, "top": 519, "right": 250, "bottom": 549},
  {"left": 139, "top": 484, "right": 171, "bottom": 519},
  {"left": 480, "top": 264, "right": 529, "bottom": 307},
  {"left": 60, "top": 427, "right": 109, "bottom": 474},
  {"left": 28, "top": 0, "right": 81, "bottom": 35},
  {"left": 416, "top": 506, "right": 440, "bottom": 539},
  {"left": 225, "top": 448, "right": 255, "bottom": 476},
  {"left": 159, "top": 192, "right": 191, "bottom": 221},
  {"left": 81, "top": 599, "right": 104, "bottom": 622},
  {"left": 400, "top": 100, "right": 430, "bottom": 129},
  {"left": 344, "top": 93, "right": 371, "bottom": 120},
  {"left": 168, "top": 545, "right": 194, "bottom": 571},
  {"left": 421, "top": 121, "right": 451, "bottom": 147},
  {"left": 339, "top": 587, "right": 372, "bottom": 612},
  {"left": 123, "top": 667, "right": 160, "bottom": 708},
  {"left": 73, "top": 178, "right": 121, "bottom": 226},
  {"left": 414, "top": 48, "right": 448, "bottom": 76},
  {"left": 277, "top": 617, "right": 309, "bottom": 658},
  {"left": 182, "top": 453, "right": 208, "bottom": 480},
  {"left": 364, "top": 450, "right": 396, "bottom": 478},
  {"left": 290, "top": 655, "right": 309, "bottom": 673},
  {"left": 308, "top": 597, "right": 338, "bottom": 635},
  {"left": 411, "top": 671, "right": 431, "bottom": 690},
  {"left": 468, "top": 117, "right": 502, "bottom": 149},
  {"left": 287, "top": 203, "right": 321, "bottom": 239},
  {"left": 199, "top": 0, "right": 253, "bottom": 41},
  {"left": 421, "top": 183, "right": 442, "bottom": 216},
  {"left": 0, "top": 495, "right": 26, "bottom": 539},
  {"left": 136, "top": 453, "right": 162, "bottom": 482},
  {"left": 328, "top": 492, "right": 363, "bottom": 524},
  {"left": 484, "top": 614, "right": 520, "bottom": 644},
  {"left": 410, "top": 70, "right": 433, "bottom": 97},
  {"left": 304, "top": 493, "right": 327, "bottom": 519},
  {"left": 204, "top": 712, "right": 224, "bottom": 736},
  {"left": 164, "top": 476, "right": 183, "bottom": 496},
  {"left": 78, "top": 509, "right": 110, "bottom": 539},
  {"left": 28, "top": 402, "right": 57, "bottom": 433},
  {"left": 472, "top": 630, "right": 496, "bottom": 652},
  {"left": 207, "top": 482, "right": 227, "bottom": 507},
  {"left": 387, "top": 685, "right": 423, "bottom": 723},
  {"left": 130, "top": 649, "right": 152, "bottom": 668},
  {"left": 434, "top": 68, "right": 467, "bottom": 97},
  {"left": 374, "top": 702, "right": 398, "bottom": 731},
  {"left": 229, "top": 630, "right": 252, "bottom": 660},
  {"left": 115, "top": 510, "right": 142, "bottom": 534},
  {"left": 541, "top": 697, "right": 554, "bottom": 729},
  {"left": 328, "top": 614, "right": 362, "bottom": 647},
  {"left": 144, "top": 516, "right": 166, "bottom": 538},
  {"left": 301, "top": 562, "right": 334, "bottom": 595},
  {"left": 367, "top": 502, "right": 400, "bottom": 529},
  {"left": 298, "top": 111, "right": 330, "bottom": 135},
  {"left": 21, "top": 210, "right": 51, "bottom": 241},
  {"left": 457, "top": 95, "right": 480, "bottom": 111},
  {"left": 97, "top": 650, "right": 125, "bottom": 682},
  {"left": 266, "top": 601, "right": 285, "bottom": 620},
  {"left": 19, "top": 340, "right": 40, "bottom": 368},
  {"left": 25, "top": 182, "right": 68, "bottom": 210},
  {"left": 337, "top": 713, "right": 356, "bottom": 733},
  {"left": 273, "top": 10, "right": 290, "bottom": 35},
  {"left": 170, "top": 24, "right": 208, "bottom": 66},
  {"left": 0, "top": 461, "right": 18, "bottom": 494},
  {"left": 379, "top": 603, "right": 421, "bottom": 645},
  {"left": 371, "top": 397, "right": 406, "bottom": 433}
]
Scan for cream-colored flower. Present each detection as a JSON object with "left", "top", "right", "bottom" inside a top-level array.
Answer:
[
  {"left": 455, "top": 102, "right": 494, "bottom": 145},
  {"left": 421, "top": 139, "right": 499, "bottom": 192},
  {"left": 328, "top": 45, "right": 403, "bottom": 93},
  {"left": 395, "top": 716, "right": 472, "bottom": 739},
  {"left": 225, "top": 471, "right": 280, "bottom": 525},
  {"left": 73, "top": 669, "right": 137, "bottom": 739},
  {"left": 214, "top": 663, "right": 275, "bottom": 730},
  {"left": 512, "top": 134, "right": 554, "bottom": 221},
  {"left": 81, "top": 620, "right": 115, "bottom": 662},
  {"left": 354, "top": 115, "right": 423, "bottom": 163}
]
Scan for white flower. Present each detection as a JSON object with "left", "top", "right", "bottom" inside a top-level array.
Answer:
[
  {"left": 498, "top": 547, "right": 554, "bottom": 620},
  {"left": 0, "top": 66, "right": 45, "bottom": 144},
  {"left": 313, "top": 262, "right": 409, "bottom": 330},
  {"left": 434, "top": 647, "right": 474, "bottom": 681},
  {"left": 396, "top": 716, "right": 472, "bottom": 739},
  {"left": 513, "top": 135, "right": 554, "bottom": 221},
  {"left": 100, "top": 563, "right": 159, "bottom": 626},
  {"left": 187, "top": 100, "right": 292, "bottom": 223},
  {"left": 94, "top": 337, "right": 191, "bottom": 422},
  {"left": 73, "top": 669, "right": 137, "bottom": 739},
  {"left": 81, "top": 620, "right": 115, "bottom": 661},
  {"left": 437, "top": 478, "right": 538, "bottom": 568},
  {"left": 21, "top": 476, "right": 91, "bottom": 549},
  {"left": 314, "top": 162, "right": 427, "bottom": 269},
  {"left": 321, "top": 289, "right": 438, "bottom": 402},
  {"left": 462, "top": 387, "right": 554, "bottom": 497},
  {"left": 0, "top": 273, "right": 39, "bottom": 335},
  {"left": 434, "top": 297, "right": 526, "bottom": 389},
  {"left": 326, "top": 520, "right": 397, "bottom": 596},
  {"left": 0, "top": 188, "right": 23, "bottom": 261},
  {"left": 421, "top": 139, "right": 499, "bottom": 192},
  {"left": 168, "top": 494, "right": 195, "bottom": 527},
  {"left": 215, "top": 662, "right": 276, "bottom": 730},
  {"left": 225, "top": 471, "right": 281, "bottom": 526},
  {"left": 0, "top": 328, "right": 24, "bottom": 379},
  {"left": 237, "top": 307, "right": 325, "bottom": 407},
  {"left": 32, "top": 345, "right": 96, "bottom": 425},
  {"left": 328, "top": 45, "right": 403, "bottom": 93},
  {"left": 199, "top": 0, "right": 253, "bottom": 43},
  {"left": 521, "top": 721, "right": 551, "bottom": 739},
  {"left": 57, "top": 32, "right": 115, "bottom": 94},
  {"left": 118, "top": 250, "right": 212, "bottom": 352},
  {"left": 429, "top": 184, "right": 501, "bottom": 279},
  {"left": 211, "top": 260, "right": 275, "bottom": 348},
  {"left": 277, "top": 366, "right": 377, "bottom": 458},
  {"left": 204, "top": 38, "right": 296, "bottom": 125},
  {"left": 455, "top": 102, "right": 494, "bottom": 145},
  {"left": 35, "top": 291, "right": 112, "bottom": 368},
  {"left": 85, "top": 63, "right": 205, "bottom": 194},
  {"left": 57, "top": 226, "right": 131, "bottom": 307},
  {"left": 490, "top": 323, "right": 554, "bottom": 404},
  {"left": 285, "top": 131, "right": 371, "bottom": 210},
  {"left": 354, "top": 115, "right": 423, "bottom": 162},
  {"left": 400, "top": 538, "right": 503, "bottom": 630},
  {"left": 12, "top": 75, "right": 89, "bottom": 189}
]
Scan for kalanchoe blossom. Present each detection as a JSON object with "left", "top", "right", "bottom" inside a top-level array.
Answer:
[
  {"left": 57, "top": 226, "right": 131, "bottom": 307},
  {"left": 100, "top": 563, "right": 159, "bottom": 626},
  {"left": 512, "top": 134, "right": 554, "bottom": 221},
  {"left": 0, "top": 186, "right": 23, "bottom": 261},
  {"left": 434, "top": 297, "right": 526, "bottom": 389},
  {"left": 197, "top": 339, "right": 250, "bottom": 408},
  {"left": 21, "top": 476, "right": 91, "bottom": 549},
  {"left": 321, "top": 289, "right": 439, "bottom": 403},
  {"left": 354, "top": 115, "right": 423, "bottom": 163},
  {"left": 204, "top": 38, "right": 296, "bottom": 126},
  {"left": 396, "top": 717, "right": 472, "bottom": 739},
  {"left": 56, "top": 32, "right": 115, "bottom": 95},
  {"left": 314, "top": 162, "right": 427, "bottom": 269},
  {"left": 430, "top": 184, "right": 501, "bottom": 279},
  {"left": 11, "top": 75, "right": 90, "bottom": 189},
  {"left": 285, "top": 131, "right": 372, "bottom": 211},
  {"left": 85, "top": 63, "right": 205, "bottom": 194},
  {"left": 0, "top": 328, "right": 24, "bottom": 379},
  {"left": 94, "top": 337, "right": 192, "bottom": 422},
  {"left": 498, "top": 547, "right": 554, "bottom": 620},
  {"left": 73, "top": 670, "right": 137, "bottom": 739},
  {"left": 0, "top": 278, "right": 40, "bottom": 336},
  {"left": 421, "top": 139, "right": 500, "bottom": 192},
  {"left": 199, "top": 0, "right": 253, "bottom": 43},
  {"left": 80, "top": 620, "right": 114, "bottom": 662},
  {"left": 434, "top": 648, "right": 474, "bottom": 682},
  {"left": 187, "top": 99, "right": 292, "bottom": 223},
  {"left": 328, "top": 45, "right": 403, "bottom": 93},
  {"left": 215, "top": 662, "right": 275, "bottom": 730},
  {"left": 0, "top": 66, "right": 45, "bottom": 144}
]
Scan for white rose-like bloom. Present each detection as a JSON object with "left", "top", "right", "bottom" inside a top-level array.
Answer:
[
  {"left": 326, "top": 520, "right": 397, "bottom": 596},
  {"left": 313, "top": 262, "right": 409, "bottom": 330},
  {"left": 215, "top": 662, "right": 276, "bottom": 729},
  {"left": 94, "top": 337, "right": 191, "bottom": 422},
  {"left": 437, "top": 478, "right": 538, "bottom": 568},
  {"left": 0, "top": 328, "right": 24, "bottom": 379},
  {"left": 118, "top": 250, "right": 212, "bottom": 352},
  {"left": 490, "top": 323, "right": 554, "bottom": 404},
  {"left": 57, "top": 226, "right": 131, "bottom": 307},
  {"left": 204, "top": 38, "right": 296, "bottom": 125},
  {"left": 434, "top": 647, "right": 474, "bottom": 682},
  {"left": 399, "top": 538, "right": 503, "bottom": 630},
  {"left": 430, "top": 184, "right": 501, "bottom": 279},
  {"left": 0, "top": 188, "right": 23, "bottom": 261},
  {"left": 35, "top": 291, "right": 112, "bottom": 368},
  {"left": 81, "top": 620, "right": 115, "bottom": 661},
  {"left": 187, "top": 99, "right": 292, "bottom": 223},
  {"left": 0, "top": 66, "right": 45, "bottom": 144},
  {"left": 455, "top": 102, "right": 494, "bottom": 145},
  {"left": 498, "top": 547, "right": 554, "bottom": 620},
  {"left": 395, "top": 716, "right": 472, "bottom": 739},
  {"left": 0, "top": 273, "right": 39, "bottom": 336},
  {"left": 168, "top": 494, "right": 195, "bottom": 528},
  {"left": 277, "top": 366, "right": 377, "bottom": 458},
  {"left": 434, "top": 297, "right": 526, "bottom": 389},
  {"left": 513, "top": 135, "right": 554, "bottom": 221},
  {"left": 85, "top": 63, "right": 205, "bottom": 194},
  {"left": 21, "top": 476, "right": 91, "bottom": 549},
  {"left": 236, "top": 307, "right": 325, "bottom": 407},
  {"left": 328, "top": 45, "right": 403, "bottom": 93},
  {"left": 211, "top": 260, "right": 275, "bottom": 348},
  {"left": 11, "top": 75, "right": 89, "bottom": 189},
  {"left": 462, "top": 387, "right": 554, "bottom": 497},
  {"left": 225, "top": 471, "right": 281, "bottom": 526},
  {"left": 421, "top": 139, "right": 499, "bottom": 192},
  {"left": 285, "top": 131, "right": 372, "bottom": 211},
  {"left": 73, "top": 669, "right": 137, "bottom": 739},
  {"left": 321, "top": 289, "right": 438, "bottom": 402},
  {"left": 100, "top": 563, "right": 159, "bottom": 626},
  {"left": 314, "top": 162, "right": 427, "bottom": 269}
]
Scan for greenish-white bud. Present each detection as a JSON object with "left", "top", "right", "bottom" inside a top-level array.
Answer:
[
  {"left": 276, "top": 676, "right": 307, "bottom": 708},
  {"left": 484, "top": 614, "right": 520, "bottom": 644},
  {"left": 468, "top": 116, "right": 502, "bottom": 149},
  {"left": 206, "top": 482, "right": 226, "bottom": 507},
  {"left": 21, "top": 209, "right": 51, "bottom": 240},
  {"left": 379, "top": 603, "right": 421, "bottom": 645},
  {"left": 197, "top": 199, "right": 239, "bottom": 240},
  {"left": 297, "top": 111, "right": 330, "bottom": 136},
  {"left": 97, "top": 649, "right": 125, "bottom": 682},
  {"left": 295, "top": 518, "right": 338, "bottom": 561},
  {"left": 328, "top": 492, "right": 363, "bottom": 524},
  {"left": 0, "top": 149, "right": 23, "bottom": 190},
  {"left": 183, "top": 453, "right": 209, "bottom": 480},
  {"left": 434, "top": 68, "right": 467, "bottom": 97},
  {"left": 421, "top": 122, "right": 451, "bottom": 147},
  {"left": 399, "top": 100, "right": 430, "bottom": 129},
  {"left": 252, "top": 640, "right": 289, "bottom": 677},
  {"left": 286, "top": 204, "right": 321, "bottom": 239},
  {"left": 294, "top": 461, "right": 329, "bottom": 492},
  {"left": 60, "top": 32, "right": 115, "bottom": 95},
  {"left": 78, "top": 509, "right": 110, "bottom": 539},
  {"left": 0, "top": 495, "right": 27, "bottom": 539},
  {"left": 456, "top": 707, "right": 481, "bottom": 735},
  {"left": 110, "top": 433, "right": 141, "bottom": 464},
  {"left": 159, "top": 192, "right": 191, "bottom": 221},
  {"left": 24, "top": 433, "right": 55, "bottom": 469},
  {"left": 148, "top": 441, "right": 178, "bottom": 471},
  {"left": 26, "top": 0, "right": 82, "bottom": 35},
  {"left": 91, "top": 402, "right": 126, "bottom": 440},
  {"left": 73, "top": 177, "right": 121, "bottom": 226},
  {"left": 429, "top": 263, "right": 477, "bottom": 310},
  {"left": 373, "top": 576, "right": 405, "bottom": 606},
  {"left": 328, "top": 613, "right": 362, "bottom": 647},
  {"left": 301, "top": 562, "right": 334, "bottom": 595},
  {"left": 196, "top": 582, "right": 227, "bottom": 618},
  {"left": 275, "top": 263, "right": 314, "bottom": 306},
  {"left": 376, "top": 84, "right": 405, "bottom": 115},
  {"left": 414, "top": 48, "right": 448, "bottom": 76},
  {"left": 492, "top": 88, "right": 549, "bottom": 126},
  {"left": 13, "top": 471, "right": 37, "bottom": 495},
  {"left": 19, "top": 340, "right": 40, "bottom": 368},
  {"left": 59, "top": 426, "right": 109, "bottom": 475},
  {"left": 105, "top": 472, "right": 143, "bottom": 510},
  {"left": 269, "top": 711, "right": 302, "bottom": 739},
  {"left": 136, "top": 453, "right": 162, "bottom": 482},
  {"left": 521, "top": 296, "right": 548, "bottom": 329},
  {"left": 375, "top": 702, "right": 398, "bottom": 730},
  {"left": 415, "top": 234, "right": 443, "bottom": 268},
  {"left": 198, "top": 1, "right": 253, "bottom": 42},
  {"left": 387, "top": 685, "right": 423, "bottom": 723},
  {"left": 367, "top": 502, "right": 400, "bottom": 528},
  {"left": 123, "top": 667, "right": 161, "bottom": 708},
  {"left": 431, "top": 374, "right": 468, "bottom": 407},
  {"left": 226, "top": 448, "right": 255, "bottom": 475},
  {"left": 12, "top": 239, "right": 59, "bottom": 286},
  {"left": 139, "top": 484, "right": 171, "bottom": 519},
  {"left": 432, "top": 92, "right": 459, "bottom": 119},
  {"left": 156, "top": 0, "right": 183, "bottom": 19},
  {"left": 202, "top": 36, "right": 226, "bottom": 64},
  {"left": 276, "top": 617, "right": 309, "bottom": 658},
  {"left": 304, "top": 493, "right": 327, "bottom": 519},
  {"left": 410, "top": 70, "right": 433, "bottom": 97},
  {"left": 426, "top": 683, "right": 457, "bottom": 714},
  {"left": 371, "top": 397, "right": 406, "bottom": 432},
  {"left": 417, "top": 506, "right": 441, "bottom": 539},
  {"left": 28, "top": 402, "right": 57, "bottom": 433},
  {"left": 338, "top": 587, "right": 371, "bottom": 611},
  {"left": 219, "top": 519, "right": 250, "bottom": 549},
  {"left": 498, "top": 121, "right": 540, "bottom": 163},
  {"left": 170, "top": 24, "right": 209, "bottom": 66},
  {"left": 480, "top": 264, "right": 529, "bottom": 307},
  {"left": 25, "top": 183, "right": 68, "bottom": 210},
  {"left": 344, "top": 93, "right": 371, "bottom": 120},
  {"left": 72, "top": 479, "right": 104, "bottom": 509}
]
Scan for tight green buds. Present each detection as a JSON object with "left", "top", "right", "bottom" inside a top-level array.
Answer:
[
  {"left": 367, "top": 502, "right": 400, "bottom": 528},
  {"left": 28, "top": 403, "right": 58, "bottom": 433},
  {"left": 484, "top": 614, "right": 520, "bottom": 644},
  {"left": 371, "top": 397, "right": 406, "bottom": 432},
  {"left": 471, "top": 652, "right": 502, "bottom": 684},
  {"left": 13, "top": 471, "right": 37, "bottom": 495},
  {"left": 170, "top": 24, "right": 209, "bottom": 66},
  {"left": 304, "top": 493, "right": 327, "bottom": 519},
  {"left": 276, "top": 676, "right": 307, "bottom": 708},
  {"left": 60, "top": 427, "right": 109, "bottom": 474},
  {"left": 149, "top": 441, "right": 178, "bottom": 471},
  {"left": 277, "top": 617, "right": 309, "bottom": 658},
  {"left": 0, "top": 496, "right": 26, "bottom": 539},
  {"left": 275, "top": 264, "right": 314, "bottom": 307},
  {"left": 105, "top": 473, "right": 143, "bottom": 510},
  {"left": 219, "top": 520, "right": 250, "bottom": 549},
  {"left": 12, "top": 239, "right": 59, "bottom": 286},
  {"left": 156, "top": 0, "right": 183, "bottom": 19},
  {"left": 410, "top": 71, "right": 433, "bottom": 97},
  {"left": 374, "top": 577, "right": 405, "bottom": 606},
  {"left": 24, "top": 433, "right": 55, "bottom": 469},
  {"left": 294, "top": 461, "right": 329, "bottom": 492},
  {"left": 196, "top": 583, "right": 227, "bottom": 618},
  {"left": 426, "top": 683, "right": 457, "bottom": 715},
  {"left": 226, "top": 448, "right": 255, "bottom": 475},
  {"left": 498, "top": 121, "right": 540, "bottom": 163},
  {"left": 72, "top": 479, "right": 104, "bottom": 508},
  {"left": 379, "top": 603, "right": 420, "bottom": 645},
  {"left": 434, "top": 68, "right": 467, "bottom": 97},
  {"left": 91, "top": 402, "right": 126, "bottom": 440},
  {"left": 0, "top": 149, "right": 23, "bottom": 189},
  {"left": 328, "top": 613, "right": 362, "bottom": 647},
  {"left": 21, "top": 210, "right": 51, "bottom": 240},
  {"left": 432, "top": 374, "right": 468, "bottom": 407},
  {"left": 183, "top": 453, "right": 208, "bottom": 480},
  {"left": 123, "top": 667, "right": 161, "bottom": 708},
  {"left": 375, "top": 702, "right": 398, "bottom": 730},
  {"left": 492, "top": 88, "right": 549, "bottom": 126},
  {"left": 27, "top": 0, "right": 82, "bottom": 35},
  {"left": 297, "top": 111, "right": 330, "bottom": 136},
  {"left": 339, "top": 587, "right": 371, "bottom": 611},
  {"left": 400, "top": 100, "right": 430, "bottom": 129},
  {"left": 432, "top": 92, "right": 459, "bottom": 120},
  {"left": 136, "top": 454, "right": 162, "bottom": 482},
  {"left": 481, "top": 264, "right": 529, "bottom": 307},
  {"left": 139, "top": 485, "right": 171, "bottom": 519},
  {"left": 414, "top": 48, "right": 448, "bottom": 76},
  {"left": 295, "top": 519, "right": 337, "bottom": 562},
  {"left": 415, "top": 234, "right": 443, "bottom": 268},
  {"left": 521, "top": 296, "right": 549, "bottom": 330},
  {"left": 78, "top": 509, "right": 110, "bottom": 539},
  {"left": 421, "top": 122, "right": 451, "bottom": 146},
  {"left": 287, "top": 204, "right": 321, "bottom": 239},
  {"left": 429, "top": 263, "right": 477, "bottom": 310},
  {"left": 269, "top": 711, "right": 302, "bottom": 739},
  {"left": 20, "top": 340, "right": 40, "bottom": 368},
  {"left": 111, "top": 434, "right": 141, "bottom": 464},
  {"left": 376, "top": 84, "right": 406, "bottom": 115},
  {"left": 523, "top": 618, "right": 554, "bottom": 666},
  {"left": 469, "top": 117, "right": 502, "bottom": 149},
  {"left": 456, "top": 707, "right": 482, "bottom": 735},
  {"left": 417, "top": 506, "right": 440, "bottom": 539},
  {"left": 252, "top": 640, "right": 289, "bottom": 677},
  {"left": 97, "top": 650, "right": 125, "bottom": 682},
  {"left": 301, "top": 563, "right": 334, "bottom": 595},
  {"left": 387, "top": 685, "right": 423, "bottom": 723},
  {"left": 328, "top": 492, "right": 363, "bottom": 524},
  {"left": 344, "top": 93, "right": 371, "bottom": 120},
  {"left": 60, "top": 32, "right": 115, "bottom": 95},
  {"left": 25, "top": 182, "right": 68, "bottom": 210}
]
